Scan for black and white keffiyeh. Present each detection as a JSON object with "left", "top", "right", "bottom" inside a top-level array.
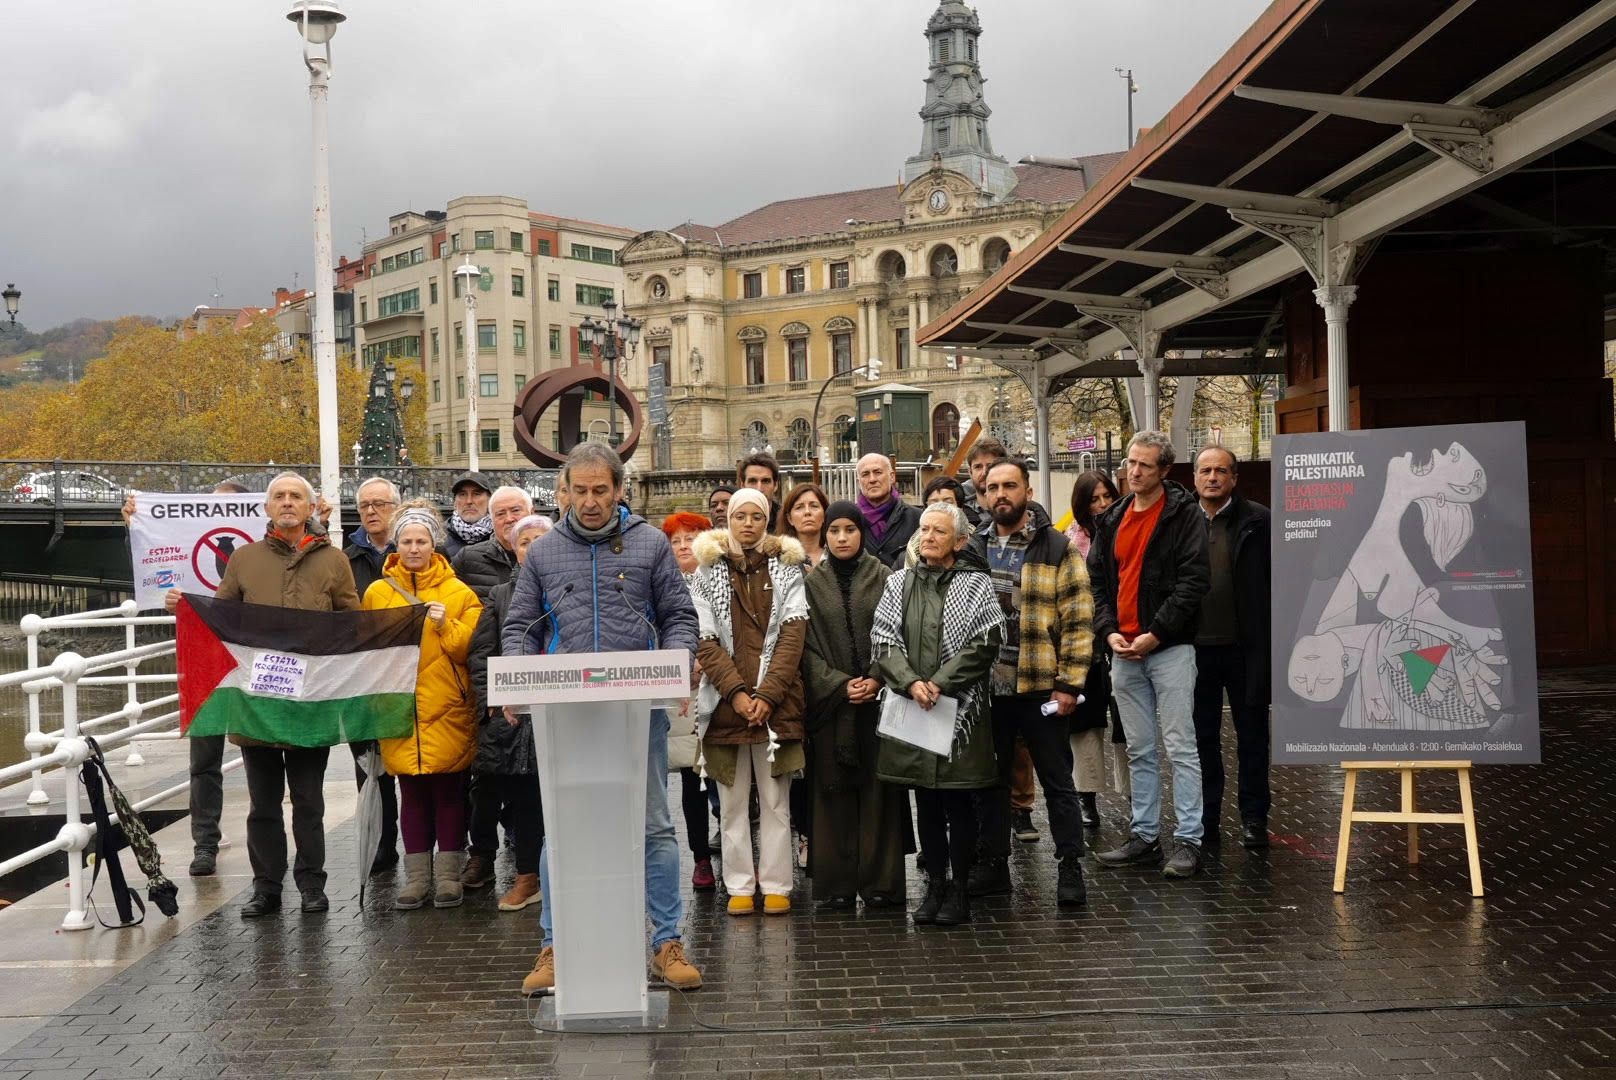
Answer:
[
  {"left": 446, "top": 512, "right": 494, "bottom": 547},
  {"left": 870, "top": 563, "right": 1003, "bottom": 755}
]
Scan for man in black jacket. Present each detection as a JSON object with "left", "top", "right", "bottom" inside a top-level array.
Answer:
[
  {"left": 343, "top": 476, "right": 401, "bottom": 874},
  {"left": 1089, "top": 431, "right": 1212, "bottom": 878},
  {"left": 452, "top": 485, "right": 532, "bottom": 600},
  {"left": 1191, "top": 446, "right": 1272, "bottom": 849},
  {"left": 856, "top": 453, "right": 921, "bottom": 567}
]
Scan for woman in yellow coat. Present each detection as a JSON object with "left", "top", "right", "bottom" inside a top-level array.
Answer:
[{"left": 361, "top": 506, "right": 483, "bottom": 910}]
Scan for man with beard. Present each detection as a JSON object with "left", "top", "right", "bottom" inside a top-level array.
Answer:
[
  {"left": 443, "top": 472, "right": 494, "bottom": 559},
  {"left": 967, "top": 458, "right": 1095, "bottom": 908}
]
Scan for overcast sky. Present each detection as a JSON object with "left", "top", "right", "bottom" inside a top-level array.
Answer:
[{"left": 1, "top": 1, "right": 1271, "bottom": 330}]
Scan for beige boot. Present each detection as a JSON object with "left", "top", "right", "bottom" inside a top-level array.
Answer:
[
  {"left": 433, "top": 850, "right": 466, "bottom": 908},
  {"left": 498, "top": 872, "right": 541, "bottom": 911},
  {"left": 394, "top": 852, "right": 432, "bottom": 910}
]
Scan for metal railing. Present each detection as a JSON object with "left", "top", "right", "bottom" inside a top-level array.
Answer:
[{"left": 0, "top": 600, "right": 233, "bottom": 931}]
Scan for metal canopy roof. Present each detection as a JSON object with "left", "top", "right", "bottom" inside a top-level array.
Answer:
[{"left": 920, "top": 0, "right": 1616, "bottom": 373}]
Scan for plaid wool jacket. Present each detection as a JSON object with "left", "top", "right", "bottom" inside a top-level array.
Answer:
[{"left": 972, "top": 508, "right": 1095, "bottom": 698}]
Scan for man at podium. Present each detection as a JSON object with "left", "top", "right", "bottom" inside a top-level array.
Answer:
[{"left": 502, "top": 443, "right": 704, "bottom": 996}]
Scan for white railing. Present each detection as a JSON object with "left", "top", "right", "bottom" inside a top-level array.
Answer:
[{"left": 0, "top": 600, "right": 242, "bottom": 931}]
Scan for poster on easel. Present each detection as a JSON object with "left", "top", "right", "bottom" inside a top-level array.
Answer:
[{"left": 1271, "top": 421, "right": 1539, "bottom": 764}]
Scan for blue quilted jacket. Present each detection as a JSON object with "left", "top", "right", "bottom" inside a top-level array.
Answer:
[{"left": 501, "top": 505, "right": 699, "bottom": 659}]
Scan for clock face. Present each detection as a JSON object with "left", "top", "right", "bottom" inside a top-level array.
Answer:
[{"left": 929, "top": 188, "right": 950, "bottom": 213}]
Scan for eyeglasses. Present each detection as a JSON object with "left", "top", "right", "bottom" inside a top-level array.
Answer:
[{"left": 358, "top": 500, "right": 398, "bottom": 512}]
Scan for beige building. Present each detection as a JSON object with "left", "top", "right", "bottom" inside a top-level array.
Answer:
[
  {"left": 619, "top": 1, "right": 1122, "bottom": 472},
  {"left": 348, "top": 195, "right": 635, "bottom": 468}
]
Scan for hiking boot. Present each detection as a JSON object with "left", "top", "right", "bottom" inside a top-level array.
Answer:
[
  {"left": 433, "top": 851, "right": 467, "bottom": 907},
  {"left": 461, "top": 852, "right": 495, "bottom": 889},
  {"left": 240, "top": 892, "right": 281, "bottom": 919},
  {"left": 521, "top": 946, "right": 555, "bottom": 996},
  {"left": 189, "top": 850, "right": 216, "bottom": 877},
  {"left": 1096, "top": 834, "right": 1162, "bottom": 866},
  {"left": 1163, "top": 842, "right": 1203, "bottom": 879},
  {"left": 395, "top": 852, "right": 432, "bottom": 910},
  {"left": 1057, "top": 855, "right": 1088, "bottom": 907},
  {"left": 967, "top": 856, "right": 1011, "bottom": 897},
  {"left": 498, "top": 873, "right": 541, "bottom": 911},
  {"left": 912, "top": 876, "right": 947, "bottom": 925},
  {"left": 1012, "top": 809, "right": 1040, "bottom": 842},
  {"left": 934, "top": 881, "right": 971, "bottom": 926},
  {"left": 1080, "top": 792, "right": 1101, "bottom": 828},
  {"left": 691, "top": 857, "right": 716, "bottom": 891},
  {"left": 652, "top": 940, "right": 703, "bottom": 990},
  {"left": 299, "top": 889, "right": 329, "bottom": 913}
]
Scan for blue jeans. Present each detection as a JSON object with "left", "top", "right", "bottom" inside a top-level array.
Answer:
[
  {"left": 1111, "top": 644, "right": 1203, "bottom": 844},
  {"left": 540, "top": 707, "right": 683, "bottom": 950}
]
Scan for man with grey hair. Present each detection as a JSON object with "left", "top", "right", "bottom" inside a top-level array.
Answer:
[
  {"left": 1088, "top": 431, "right": 1212, "bottom": 879},
  {"left": 503, "top": 441, "right": 704, "bottom": 994},
  {"left": 856, "top": 452, "right": 921, "bottom": 567},
  {"left": 455, "top": 485, "right": 536, "bottom": 889}
]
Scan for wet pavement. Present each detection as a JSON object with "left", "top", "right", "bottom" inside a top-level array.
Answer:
[{"left": 1, "top": 670, "right": 1613, "bottom": 1079}]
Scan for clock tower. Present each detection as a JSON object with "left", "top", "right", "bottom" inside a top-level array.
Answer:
[{"left": 902, "top": 1, "right": 1018, "bottom": 202}]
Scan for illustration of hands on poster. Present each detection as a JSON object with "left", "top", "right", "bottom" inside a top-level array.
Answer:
[{"left": 1272, "top": 421, "right": 1539, "bottom": 764}]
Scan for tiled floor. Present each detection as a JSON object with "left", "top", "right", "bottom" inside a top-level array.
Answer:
[{"left": 2, "top": 671, "right": 1614, "bottom": 1078}]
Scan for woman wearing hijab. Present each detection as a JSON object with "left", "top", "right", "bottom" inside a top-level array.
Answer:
[
  {"left": 362, "top": 506, "right": 483, "bottom": 910},
  {"left": 872, "top": 502, "right": 1003, "bottom": 928},
  {"left": 690, "top": 488, "right": 809, "bottom": 916},
  {"left": 802, "top": 501, "right": 907, "bottom": 909}
]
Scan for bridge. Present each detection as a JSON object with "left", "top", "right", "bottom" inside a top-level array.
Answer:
[{"left": 0, "top": 460, "right": 561, "bottom": 594}]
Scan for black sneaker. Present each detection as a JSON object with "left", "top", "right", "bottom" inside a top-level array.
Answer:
[
  {"left": 966, "top": 857, "right": 1012, "bottom": 897},
  {"left": 1096, "top": 834, "right": 1162, "bottom": 866},
  {"left": 188, "top": 850, "right": 217, "bottom": 877},
  {"left": 912, "top": 876, "right": 947, "bottom": 925},
  {"left": 1241, "top": 819, "right": 1270, "bottom": 849},
  {"left": 1011, "top": 809, "right": 1040, "bottom": 843},
  {"left": 934, "top": 881, "right": 971, "bottom": 926},
  {"left": 240, "top": 892, "right": 281, "bottom": 919},
  {"left": 1056, "top": 855, "right": 1088, "bottom": 907},
  {"left": 300, "top": 889, "right": 330, "bottom": 913},
  {"left": 1163, "top": 842, "right": 1202, "bottom": 879}
]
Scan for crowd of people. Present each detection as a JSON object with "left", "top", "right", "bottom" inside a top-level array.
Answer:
[{"left": 125, "top": 426, "right": 1272, "bottom": 998}]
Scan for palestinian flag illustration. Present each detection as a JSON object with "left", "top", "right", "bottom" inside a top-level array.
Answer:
[{"left": 177, "top": 594, "right": 426, "bottom": 747}]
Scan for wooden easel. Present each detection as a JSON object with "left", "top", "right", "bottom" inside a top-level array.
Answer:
[{"left": 1333, "top": 760, "right": 1483, "bottom": 897}]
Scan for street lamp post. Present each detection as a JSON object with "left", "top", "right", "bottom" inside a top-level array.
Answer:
[
  {"left": 1115, "top": 67, "right": 1138, "bottom": 149},
  {"left": 1, "top": 284, "right": 19, "bottom": 329},
  {"left": 455, "top": 260, "right": 481, "bottom": 469},
  {"left": 287, "top": 0, "right": 347, "bottom": 534},
  {"left": 579, "top": 299, "right": 642, "bottom": 447},
  {"left": 809, "top": 356, "right": 882, "bottom": 485}
]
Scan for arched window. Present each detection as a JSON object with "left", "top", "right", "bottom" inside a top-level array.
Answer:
[
  {"left": 787, "top": 417, "right": 812, "bottom": 461},
  {"left": 932, "top": 402, "right": 960, "bottom": 454},
  {"left": 981, "top": 237, "right": 1011, "bottom": 273},
  {"left": 832, "top": 414, "right": 855, "bottom": 464},
  {"left": 930, "top": 245, "right": 959, "bottom": 278},
  {"left": 878, "top": 250, "right": 907, "bottom": 282},
  {"left": 743, "top": 420, "right": 770, "bottom": 454}
]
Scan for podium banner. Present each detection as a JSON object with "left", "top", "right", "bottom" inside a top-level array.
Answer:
[
  {"left": 1271, "top": 421, "right": 1539, "bottom": 764},
  {"left": 488, "top": 649, "right": 690, "bottom": 707}
]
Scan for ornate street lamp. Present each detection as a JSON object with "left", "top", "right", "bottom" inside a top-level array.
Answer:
[
  {"left": 287, "top": 0, "right": 348, "bottom": 532},
  {"left": 579, "top": 297, "right": 642, "bottom": 447},
  {"left": 1, "top": 283, "right": 19, "bottom": 329}
]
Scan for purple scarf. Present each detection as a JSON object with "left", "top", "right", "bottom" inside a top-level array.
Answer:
[{"left": 857, "top": 491, "right": 901, "bottom": 543}]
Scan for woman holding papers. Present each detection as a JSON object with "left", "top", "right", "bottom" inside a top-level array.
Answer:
[
  {"left": 801, "top": 501, "right": 908, "bottom": 911},
  {"left": 362, "top": 506, "right": 484, "bottom": 911},
  {"left": 690, "top": 488, "right": 810, "bottom": 916},
  {"left": 871, "top": 502, "right": 1004, "bottom": 928}
]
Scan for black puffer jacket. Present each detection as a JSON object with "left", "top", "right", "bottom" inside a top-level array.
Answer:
[
  {"left": 451, "top": 537, "right": 519, "bottom": 601},
  {"left": 466, "top": 579, "right": 535, "bottom": 775},
  {"left": 1087, "top": 480, "right": 1210, "bottom": 649}
]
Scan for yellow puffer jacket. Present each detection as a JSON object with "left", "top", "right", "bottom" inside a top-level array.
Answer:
[{"left": 362, "top": 552, "right": 483, "bottom": 777}]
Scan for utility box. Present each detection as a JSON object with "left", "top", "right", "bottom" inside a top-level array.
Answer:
[{"left": 854, "top": 383, "right": 931, "bottom": 462}]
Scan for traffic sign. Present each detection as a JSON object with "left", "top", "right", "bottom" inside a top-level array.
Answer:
[{"left": 1066, "top": 435, "right": 1098, "bottom": 452}]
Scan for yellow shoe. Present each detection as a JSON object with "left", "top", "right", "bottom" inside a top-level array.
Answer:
[
  {"left": 763, "top": 893, "right": 791, "bottom": 915},
  {"left": 520, "top": 946, "right": 554, "bottom": 996},
  {"left": 727, "top": 894, "right": 755, "bottom": 916}
]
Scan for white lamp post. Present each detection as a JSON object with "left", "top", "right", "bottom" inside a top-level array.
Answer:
[
  {"left": 287, "top": 0, "right": 347, "bottom": 534},
  {"left": 455, "top": 259, "right": 481, "bottom": 469}
]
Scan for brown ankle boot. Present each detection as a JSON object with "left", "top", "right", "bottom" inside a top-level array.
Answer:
[{"left": 498, "top": 872, "right": 541, "bottom": 911}]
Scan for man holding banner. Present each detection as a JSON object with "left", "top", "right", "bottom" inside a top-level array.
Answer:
[{"left": 194, "top": 471, "right": 361, "bottom": 918}]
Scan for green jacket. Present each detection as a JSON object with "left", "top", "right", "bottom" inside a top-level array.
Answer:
[{"left": 872, "top": 550, "right": 1001, "bottom": 790}]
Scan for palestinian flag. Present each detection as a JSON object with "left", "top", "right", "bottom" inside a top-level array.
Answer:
[{"left": 177, "top": 594, "right": 426, "bottom": 747}]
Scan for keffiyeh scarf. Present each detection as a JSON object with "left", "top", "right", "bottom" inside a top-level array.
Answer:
[
  {"left": 870, "top": 563, "right": 1003, "bottom": 757},
  {"left": 446, "top": 511, "right": 494, "bottom": 546}
]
